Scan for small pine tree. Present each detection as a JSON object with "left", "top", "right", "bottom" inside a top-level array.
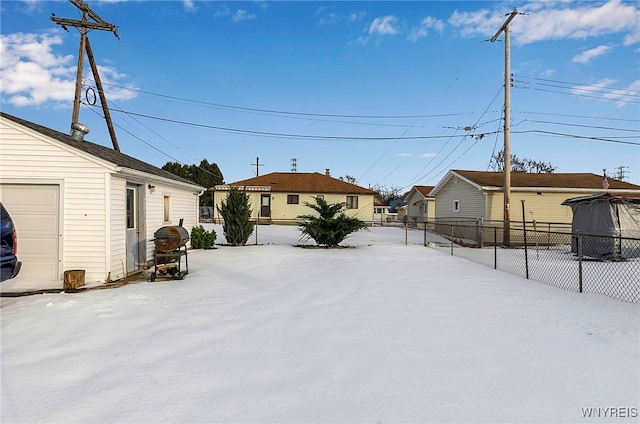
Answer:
[
  {"left": 190, "top": 225, "right": 217, "bottom": 249},
  {"left": 217, "top": 187, "right": 254, "bottom": 246},
  {"left": 298, "top": 197, "right": 368, "bottom": 247}
]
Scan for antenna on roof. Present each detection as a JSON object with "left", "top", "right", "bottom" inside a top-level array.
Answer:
[
  {"left": 291, "top": 158, "right": 297, "bottom": 172},
  {"left": 51, "top": 0, "right": 120, "bottom": 151}
]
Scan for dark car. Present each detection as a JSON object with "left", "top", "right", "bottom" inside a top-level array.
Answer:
[{"left": 1, "top": 202, "right": 22, "bottom": 281}]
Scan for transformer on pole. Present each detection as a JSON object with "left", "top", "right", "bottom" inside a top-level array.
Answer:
[{"left": 51, "top": 0, "right": 121, "bottom": 151}]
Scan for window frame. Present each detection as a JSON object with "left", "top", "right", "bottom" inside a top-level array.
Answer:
[
  {"left": 453, "top": 199, "right": 461, "bottom": 213},
  {"left": 163, "top": 195, "right": 171, "bottom": 222},
  {"left": 287, "top": 194, "right": 299, "bottom": 205},
  {"left": 346, "top": 195, "right": 359, "bottom": 209}
]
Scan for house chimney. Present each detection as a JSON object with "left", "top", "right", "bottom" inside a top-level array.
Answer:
[
  {"left": 325, "top": 169, "right": 330, "bottom": 177},
  {"left": 70, "top": 122, "right": 90, "bottom": 141}
]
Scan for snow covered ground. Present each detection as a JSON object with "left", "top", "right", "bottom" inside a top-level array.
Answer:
[{"left": 1, "top": 226, "right": 638, "bottom": 423}]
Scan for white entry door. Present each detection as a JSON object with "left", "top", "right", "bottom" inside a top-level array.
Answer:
[{"left": 125, "top": 184, "right": 143, "bottom": 274}]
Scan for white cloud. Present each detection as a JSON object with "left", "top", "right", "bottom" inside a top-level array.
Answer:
[
  {"left": 348, "top": 36, "right": 369, "bottom": 47},
  {"left": 316, "top": 7, "right": 365, "bottom": 26},
  {"left": 0, "top": 32, "right": 136, "bottom": 107},
  {"left": 572, "top": 45, "right": 612, "bottom": 63},
  {"left": 448, "top": 0, "right": 640, "bottom": 46},
  {"left": 213, "top": 5, "right": 231, "bottom": 19},
  {"left": 182, "top": 0, "right": 195, "bottom": 12},
  {"left": 419, "top": 153, "right": 438, "bottom": 158},
  {"left": 369, "top": 15, "right": 398, "bottom": 36},
  {"left": 408, "top": 16, "right": 445, "bottom": 42},
  {"left": 232, "top": 9, "right": 256, "bottom": 23}
]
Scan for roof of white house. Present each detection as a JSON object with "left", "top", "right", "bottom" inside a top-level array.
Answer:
[
  {"left": 1, "top": 112, "right": 203, "bottom": 190},
  {"left": 404, "top": 185, "right": 435, "bottom": 202}
]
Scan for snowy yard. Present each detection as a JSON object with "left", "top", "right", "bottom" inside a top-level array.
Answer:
[{"left": 1, "top": 226, "right": 638, "bottom": 423}]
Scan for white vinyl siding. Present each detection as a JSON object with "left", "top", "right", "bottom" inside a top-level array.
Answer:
[
  {"left": 435, "top": 178, "right": 485, "bottom": 220},
  {"left": 110, "top": 177, "right": 127, "bottom": 281},
  {"left": 145, "top": 185, "right": 199, "bottom": 261},
  {"left": 1, "top": 117, "right": 202, "bottom": 284},
  {"left": 0, "top": 121, "right": 108, "bottom": 282}
]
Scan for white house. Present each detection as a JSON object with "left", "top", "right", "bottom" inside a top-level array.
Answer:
[
  {"left": 404, "top": 185, "right": 435, "bottom": 223},
  {"left": 0, "top": 112, "right": 204, "bottom": 286}
]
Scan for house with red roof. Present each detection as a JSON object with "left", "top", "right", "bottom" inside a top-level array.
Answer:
[
  {"left": 212, "top": 170, "right": 377, "bottom": 224},
  {"left": 404, "top": 185, "right": 435, "bottom": 224}
]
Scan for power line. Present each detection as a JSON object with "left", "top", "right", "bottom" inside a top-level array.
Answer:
[
  {"left": 524, "top": 119, "right": 639, "bottom": 133},
  {"left": 89, "top": 105, "right": 480, "bottom": 141},
  {"left": 514, "top": 110, "right": 639, "bottom": 123},
  {"left": 522, "top": 75, "right": 640, "bottom": 94},
  {"left": 87, "top": 80, "right": 475, "bottom": 120},
  {"left": 512, "top": 130, "right": 640, "bottom": 146}
]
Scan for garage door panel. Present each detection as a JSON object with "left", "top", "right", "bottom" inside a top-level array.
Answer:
[
  {"left": 13, "top": 214, "right": 59, "bottom": 235},
  {"left": 18, "top": 261, "right": 58, "bottom": 279},
  {"left": 0, "top": 184, "right": 60, "bottom": 280},
  {"left": 1, "top": 186, "right": 59, "bottom": 210}
]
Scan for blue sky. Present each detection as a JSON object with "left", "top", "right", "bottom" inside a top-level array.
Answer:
[{"left": 1, "top": 0, "right": 639, "bottom": 189}]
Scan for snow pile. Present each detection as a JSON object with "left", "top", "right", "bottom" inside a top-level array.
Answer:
[{"left": 1, "top": 230, "right": 638, "bottom": 423}]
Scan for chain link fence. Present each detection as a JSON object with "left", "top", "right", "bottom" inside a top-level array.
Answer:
[{"left": 428, "top": 221, "right": 640, "bottom": 303}]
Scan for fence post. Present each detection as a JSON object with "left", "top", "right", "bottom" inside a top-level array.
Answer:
[
  {"left": 424, "top": 224, "right": 427, "bottom": 246},
  {"left": 405, "top": 221, "right": 408, "bottom": 246},
  {"left": 255, "top": 213, "right": 259, "bottom": 245},
  {"left": 450, "top": 226, "right": 454, "bottom": 255},
  {"left": 521, "top": 200, "right": 529, "bottom": 279},
  {"left": 494, "top": 227, "right": 497, "bottom": 269},
  {"left": 577, "top": 234, "right": 583, "bottom": 293}
]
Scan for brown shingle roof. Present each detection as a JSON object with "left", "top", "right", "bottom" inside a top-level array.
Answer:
[
  {"left": 415, "top": 185, "right": 435, "bottom": 197},
  {"left": 454, "top": 170, "right": 640, "bottom": 190},
  {"left": 227, "top": 172, "right": 376, "bottom": 194},
  {"left": 1, "top": 112, "right": 201, "bottom": 188}
]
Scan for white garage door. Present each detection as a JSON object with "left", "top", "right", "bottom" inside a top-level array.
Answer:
[{"left": 0, "top": 184, "right": 60, "bottom": 279}]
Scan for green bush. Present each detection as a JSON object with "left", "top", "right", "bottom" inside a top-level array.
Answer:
[
  {"left": 298, "top": 197, "right": 368, "bottom": 247},
  {"left": 190, "top": 225, "right": 217, "bottom": 249}
]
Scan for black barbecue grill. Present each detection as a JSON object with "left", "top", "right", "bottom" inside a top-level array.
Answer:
[{"left": 150, "top": 221, "right": 189, "bottom": 281}]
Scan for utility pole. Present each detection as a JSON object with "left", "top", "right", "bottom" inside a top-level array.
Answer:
[
  {"left": 491, "top": 8, "right": 518, "bottom": 247},
  {"left": 51, "top": 0, "right": 120, "bottom": 150},
  {"left": 251, "top": 157, "right": 264, "bottom": 176},
  {"left": 614, "top": 165, "right": 629, "bottom": 181}
]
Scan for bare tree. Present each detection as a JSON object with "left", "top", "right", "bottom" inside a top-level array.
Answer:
[
  {"left": 370, "top": 184, "right": 404, "bottom": 204},
  {"left": 489, "top": 150, "right": 556, "bottom": 173}
]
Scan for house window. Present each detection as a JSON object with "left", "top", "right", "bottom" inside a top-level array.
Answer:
[
  {"left": 453, "top": 200, "right": 461, "bottom": 213},
  {"left": 346, "top": 195, "right": 358, "bottom": 209},
  {"left": 287, "top": 194, "right": 299, "bottom": 204},
  {"left": 164, "top": 195, "right": 171, "bottom": 222}
]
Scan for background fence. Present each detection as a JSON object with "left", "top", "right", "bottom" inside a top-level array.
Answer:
[
  {"left": 427, "top": 221, "right": 639, "bottom": 304},
  {"left": 200, "top": 219, "right": 639, "bottom": 303}
]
